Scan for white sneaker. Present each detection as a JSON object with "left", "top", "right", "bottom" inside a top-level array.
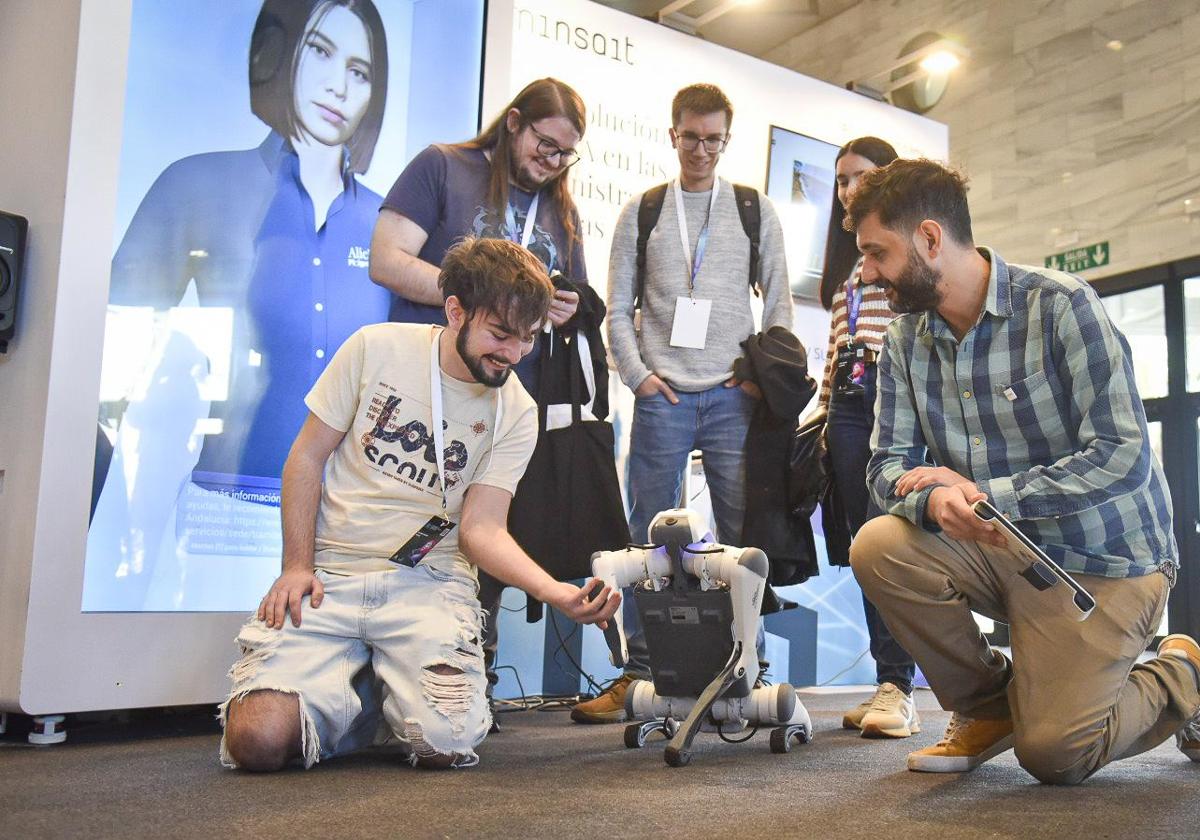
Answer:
[
  {"left": 842, "top": 694, "right": 874, "bottom": 730},
  {"left": 858, "top": 682, "right": 921, "bottom": 739}
]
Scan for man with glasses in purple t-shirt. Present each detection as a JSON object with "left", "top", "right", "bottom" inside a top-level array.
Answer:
[{"left": 368, "top": 77, "right": 591, "bottom": 725}]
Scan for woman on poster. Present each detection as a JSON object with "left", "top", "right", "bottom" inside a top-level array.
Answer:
[
  {"left": 105, "top": 0, "right": 391, "bottom": 484},
  {"left": 86, "top": 0, "right": 390, "bottom": 609}
]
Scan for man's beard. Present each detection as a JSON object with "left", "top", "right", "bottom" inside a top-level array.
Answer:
[
  {"left": 456, "top": 322, "right": 512, "bottom": 388},
  {"left": 510, "top": 156, "right": 549, "bottom": 192},
  {"left": 883, "top": 246, "right": 943, "bottom": 314}
]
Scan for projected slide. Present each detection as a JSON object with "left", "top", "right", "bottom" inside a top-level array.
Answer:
[
  {"left": 83, "top": 0, "right": 484, "bottom": 612},
  {"left": 764, "top": 126, "right": 838, "bottom": 300}
]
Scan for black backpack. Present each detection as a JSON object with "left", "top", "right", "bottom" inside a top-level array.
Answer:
[{"left": 634, "top": 182, "right": 761, "bottom": 309}]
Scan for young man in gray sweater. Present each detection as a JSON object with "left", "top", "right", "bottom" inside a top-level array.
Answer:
[{"left": 573, "top": 83, "right": 793, "bottom": 723}]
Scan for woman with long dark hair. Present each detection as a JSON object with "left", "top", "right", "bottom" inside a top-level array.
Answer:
[{"left": 817, "top": 137, "right": 919, "bottom": 739}]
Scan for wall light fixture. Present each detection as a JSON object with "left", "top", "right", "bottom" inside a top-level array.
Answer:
[{"left": 847, "top": 31, "right": 969, "bottom": 113}]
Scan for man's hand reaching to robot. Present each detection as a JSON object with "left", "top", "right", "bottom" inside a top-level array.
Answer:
[
  {"left": 547, "top": 579, "right": 621, "bottom": 628},
  {"left": 460, "top": 484, "right": 621, "bottom": 628}
]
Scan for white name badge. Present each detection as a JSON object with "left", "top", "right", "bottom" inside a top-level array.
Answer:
[{"left": 669, "top": 296, "right": 712, "bottom": 349}]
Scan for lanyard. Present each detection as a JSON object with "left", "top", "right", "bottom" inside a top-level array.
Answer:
[
  {"left": 673, "top": 179, "right": 719, "bottom": 295},
  {"left": 846, "top": 270, "right": 863, "bottom": 338},
  {"left": 504, "top": 191, "right": 552, "bottom": 333},
  {"left": 504, "top": 191, "right": 540, "bottom": 249},
  {"left": 429, "top": 327, "right": 504, "bottom": 512}
]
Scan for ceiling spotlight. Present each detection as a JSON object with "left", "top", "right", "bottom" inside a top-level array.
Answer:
[
  {"left": 919, "top": 50, "right": 961, "bottom": 74},
  {"left": 1106, "top": 39, "right": 1123, "bottom": 50},
  {"left": 846, "top": 32, "right": 970, "bottom": 113}
]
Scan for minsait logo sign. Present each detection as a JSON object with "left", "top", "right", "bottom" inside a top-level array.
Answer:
[{"left": 347, "top": 245, "right": 370, "bottom": 269}]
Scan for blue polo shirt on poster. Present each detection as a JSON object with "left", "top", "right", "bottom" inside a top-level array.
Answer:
[{"left": 108, "top": 132, "right": 389, "bottom": 485}]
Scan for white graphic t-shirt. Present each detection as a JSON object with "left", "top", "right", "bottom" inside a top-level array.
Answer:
[{"left": 304, "top": 323, "right": 537, "bottom": 576}]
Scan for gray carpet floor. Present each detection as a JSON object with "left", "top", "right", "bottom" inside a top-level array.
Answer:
[{"left": 1, "top": 689, "right": 1196, "bottom": 840}]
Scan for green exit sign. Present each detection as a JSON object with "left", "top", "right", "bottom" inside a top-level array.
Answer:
[{"left": 1045, "top": 241, "right": 1110, "bottom": 273}]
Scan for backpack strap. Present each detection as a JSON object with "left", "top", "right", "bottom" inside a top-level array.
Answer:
[
  {"left": 634, "top": 183, "right": 668, "bottom": 310},
  {"left": 637, "top": 181, "right": 761, "bottom": 304},
  {"left": 732, "top": 183, "right": 761, "bottom": 296}
]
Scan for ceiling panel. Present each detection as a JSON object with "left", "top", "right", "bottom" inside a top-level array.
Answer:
[{"left": 589, "top": 0, "right": 859, "bottom": 60}]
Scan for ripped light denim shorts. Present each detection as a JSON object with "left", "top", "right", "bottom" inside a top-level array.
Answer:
[{"left": 219, "top": 563, "right": 491, "bottom": 769}]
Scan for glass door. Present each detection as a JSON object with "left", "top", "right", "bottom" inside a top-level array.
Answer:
[{"left": 1097, "top": 263, "right": 1200, "bottom": 640}]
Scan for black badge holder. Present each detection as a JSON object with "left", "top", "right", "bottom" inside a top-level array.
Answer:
[
  {"left": 388, "top": 516, "right": 456, "bottom": 567},
  {"left": 833, "top": 343, "right": 866, "bottom": 396}
]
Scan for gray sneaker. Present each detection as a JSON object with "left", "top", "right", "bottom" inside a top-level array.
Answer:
[
  {"left": 1179, "top": 714, "right": 1200, "bottom": 763},
  {"left": 859, "top": 682, "right": 921, "bottom": 739},
  {"left": 1158, "top": 633, "right": 1200, "bottom": 762}
]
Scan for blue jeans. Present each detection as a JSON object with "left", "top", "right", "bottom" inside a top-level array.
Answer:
[
  {"left": 219, "top": 565, "right": 489, "bottom": 769},
  {"left": 827, "top": 365, "right": 916, "bottom": 693},
  {"left": 622, "top": 384, "right": 760, "bottom": 679}
]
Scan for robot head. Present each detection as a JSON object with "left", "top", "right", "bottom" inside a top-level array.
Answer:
[{"left": 647, "top": 508, "right": 713, "bottom": 547}]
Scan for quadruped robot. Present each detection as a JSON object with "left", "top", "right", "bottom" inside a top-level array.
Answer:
[{"left": 590, "top": 508, "right": 813, "bottom": 767}]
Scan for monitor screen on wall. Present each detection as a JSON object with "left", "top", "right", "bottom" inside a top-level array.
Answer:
[
  {"left": 81, "top": 0, "right": 485, "bottom": 612},
  {"left": 764, "top": 126, "right": 839, "bottom": 300}
]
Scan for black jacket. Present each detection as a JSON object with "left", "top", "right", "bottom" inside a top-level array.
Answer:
[
  {"left": 531, "top": 279, "right": 610, "bottom": 420},
  {"left": 788, "top": 408, "right": 852, "bottom": 569},
  {"left": 734, "top": 326, "right": 820, "bottom": 587}
]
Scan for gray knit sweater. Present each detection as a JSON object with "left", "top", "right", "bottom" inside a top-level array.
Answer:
[{"left": 607, "top": 178, "right": 793, "bottom": 392}]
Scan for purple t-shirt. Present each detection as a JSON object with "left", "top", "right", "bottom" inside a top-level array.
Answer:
[{"left": 381, "top": 144, "right": 587, "bottom": 325}]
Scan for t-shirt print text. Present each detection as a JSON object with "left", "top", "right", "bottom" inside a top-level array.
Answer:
[
  {"left": 360, "top": 389, "right": 469, "bottom": 493},
  {"left": 347, "top": 245, "right": 369, "bottom": 268}
]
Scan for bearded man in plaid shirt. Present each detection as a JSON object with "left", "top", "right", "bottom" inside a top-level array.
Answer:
[{"left": 844, "top": 158, "right": 1199, "bottom": 785}]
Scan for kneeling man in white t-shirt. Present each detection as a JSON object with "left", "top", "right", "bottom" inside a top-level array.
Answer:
[{"left": 220, "top": 236, "right": 620, "bottom": 770}]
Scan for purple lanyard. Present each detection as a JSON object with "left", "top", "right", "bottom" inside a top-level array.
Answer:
[
  {"left": 673, "top": 179, "right": 719, "bottom": 295},
  {"left": 845, "top": 274, "right": 862, "bottom": 338}
]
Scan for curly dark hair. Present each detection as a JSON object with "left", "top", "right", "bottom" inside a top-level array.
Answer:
[
  {"left": 438, "top": 237, "right": 554, "bottom": 333},
  {"left": 843, "top": 158, "right": 974, "bottom": 247}
]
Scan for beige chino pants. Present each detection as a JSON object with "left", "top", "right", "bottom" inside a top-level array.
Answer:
[{"left": 851, "top": 514, "right": 1200, "bottom": 784}]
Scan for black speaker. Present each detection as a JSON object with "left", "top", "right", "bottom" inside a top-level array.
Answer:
[{"left": 0, "top": 210, "right": 28, "bottom": 354}]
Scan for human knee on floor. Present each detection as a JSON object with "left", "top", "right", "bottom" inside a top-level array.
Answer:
[
  {"left": 401, "top": 708, "right": 489, "bottom": 770},
  {"left": 398, "top": 659, "right": 490, "bottom": 770},
  {"left": 223, "top": 690, "right": 302, "bottom": 772},
  {"left": 1014, "top": 725, "right": 1094, "bottom": 786}
]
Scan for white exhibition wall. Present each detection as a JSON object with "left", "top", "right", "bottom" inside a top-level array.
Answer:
[{"left": 483, "top": 0, "right": 948, "bottom": 696}]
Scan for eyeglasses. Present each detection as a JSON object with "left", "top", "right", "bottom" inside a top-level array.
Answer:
[
  {"left": 675, "top": 132, "right": 729, "bottom": 154},
  {"left": 529, "top": 126, "right": 581, "bottom": 168}
]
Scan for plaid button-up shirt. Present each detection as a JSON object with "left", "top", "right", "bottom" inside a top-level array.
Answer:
[{"left": 868, "top": 248, "right": 1178, "bottom": 580}]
